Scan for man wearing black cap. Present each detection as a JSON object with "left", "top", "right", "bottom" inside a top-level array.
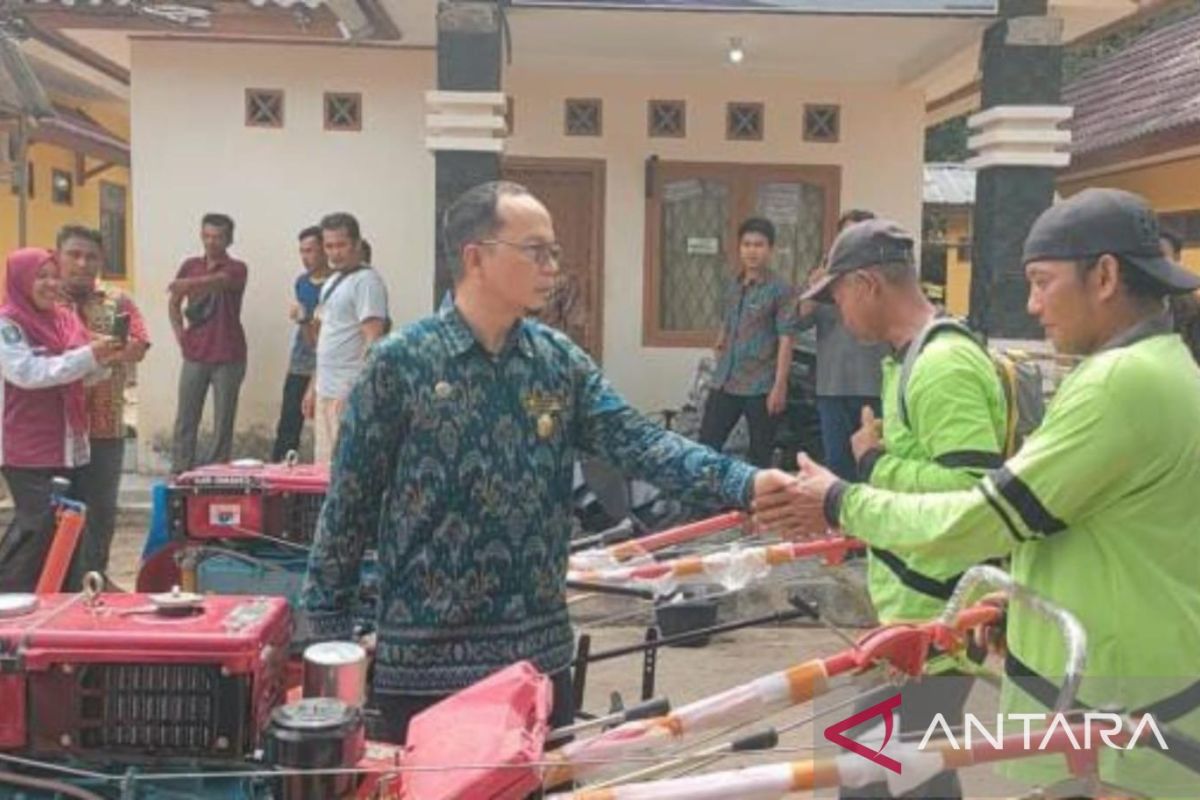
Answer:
[
  {"left": 755, "top": 188, "right": 1200, "bottom": 795},
  {"left": 802, "top": 218, "right": 1007, "bottom": 800}
]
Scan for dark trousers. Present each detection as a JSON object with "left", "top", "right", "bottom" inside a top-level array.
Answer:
[
  {"left": 66, "top": 438, "right": 125, "bottom": 590},
  {"left": 172, "top": 359, "right": 247, "bottom": 473},
  {"left": 838, "top": 674, "right": 973, "bottom": 800},
  {"left": 271, "top": 372, "right": 312, "bottom": 462},
  {"left": 367, "top": 667, "right": 576, "bottom": 746},
  {"left": 816, "top": 395, "right": 882, "bottom": 481},
  {"left": 699, "top": 389, "right": 778, "bottom": 468},
  {"left": 0, "top": 467, "right": 82, "bottom": 592}
]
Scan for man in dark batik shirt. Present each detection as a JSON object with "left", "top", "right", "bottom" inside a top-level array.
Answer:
[{"left": 302, "top": 181, "right": 793, "bottom": 744}]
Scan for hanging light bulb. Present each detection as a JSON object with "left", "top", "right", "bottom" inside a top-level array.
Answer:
[{"left": 728, "top": 37, "right": 745, "bottom": 65}]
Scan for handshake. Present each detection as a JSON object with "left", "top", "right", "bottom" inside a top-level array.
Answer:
[{"left": 750, "top": 453, "right": 843, "bottom": 541}]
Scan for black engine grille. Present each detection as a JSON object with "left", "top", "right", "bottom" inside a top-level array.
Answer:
[
  {"left": 30, "top": 663, "right": 254, "bottom": 758},
  {"left": 280, "top": 492, "right": 325, "bottom": 543}
]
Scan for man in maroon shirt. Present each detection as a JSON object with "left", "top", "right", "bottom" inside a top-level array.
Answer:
[{"left": 168, "top": 213, "right": 248, "bottom": 473}]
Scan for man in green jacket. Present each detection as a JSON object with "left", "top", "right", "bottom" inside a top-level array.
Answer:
[
  {"left": 802, "top": 218, "right": 1007, "bottom": 799},
  {"left": 803, "top": 218, "right": 1007, "bottom": 626},
  {"left": 756, "top": 188, "right": 1200, "bottom": 796}
]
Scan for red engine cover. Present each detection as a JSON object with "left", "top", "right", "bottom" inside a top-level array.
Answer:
[
  {"left": 171, "top": 462, "right": 330, "bottom": 543},
  {"left": 400, "top": 661, "right": 551, "bottom": 800},
  {"left": 0, "top": 593, "right": 291, "bottom": 758}
]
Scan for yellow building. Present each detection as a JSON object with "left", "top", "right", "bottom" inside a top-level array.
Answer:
[
  {"left": 928, "top": 11, "right": 1200, "bottom": 318},
  {"left": 923, "top": 163, "right": 974, "bottom": 316},
  {"left": 1, "top": 104, "right": 131, "bottom": 292},
  {"left": 1058, "top": 10, "right": 1200, "bottom": 273}
]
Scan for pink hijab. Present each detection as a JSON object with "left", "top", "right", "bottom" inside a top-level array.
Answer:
[{"left": 0, "top": 248, "right": 92, "bottom": 434}]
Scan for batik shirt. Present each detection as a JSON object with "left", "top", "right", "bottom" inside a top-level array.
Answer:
[
  {"left": 302, "top": 304, "right": 756, "bottom": 695},
  {"left": 76, "top": 285, "right": 149, "bottom": 440},
  {"left": 711, "top": 269, "right": 797, "bottom": 396}
]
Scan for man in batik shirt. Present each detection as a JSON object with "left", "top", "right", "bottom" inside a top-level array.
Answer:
[
  {"left": 57, "top": 225, "right": 150, "bottom": 588},
  {"left": 303, "top": 181, "right": 792, "bottom": 744}
]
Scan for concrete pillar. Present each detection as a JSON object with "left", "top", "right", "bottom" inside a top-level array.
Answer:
[
  {"left": 432, "top": 0, "right": 503, "bottom": 307},
  {"left": 967, "top": 0, "right": 1069, "bottom": 339}
]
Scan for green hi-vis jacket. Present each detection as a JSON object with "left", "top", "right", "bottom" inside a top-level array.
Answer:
[
  {"left": 863, "top": 327, "right": 1007, "bottom": 626},
  {"left": 835, "top": 321, "right": 1200, "bottom": 796}
]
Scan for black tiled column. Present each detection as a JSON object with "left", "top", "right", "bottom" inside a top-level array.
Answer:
[
  {"left": 434, "top": 0, "right": 502, "bottom": 307},
  {"left": 969, "top": 0, "right": 1063, "bottom": 338}
]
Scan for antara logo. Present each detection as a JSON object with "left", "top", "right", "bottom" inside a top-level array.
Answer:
[
  {"left": 918, "top": 712, "right": 1170, "bottom": 752},
  {"left": 822, "top": 693, "right": 903, "bottom": 775}
]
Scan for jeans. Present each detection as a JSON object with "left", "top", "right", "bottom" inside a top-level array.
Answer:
[
  {"left": 271, "top": 372, "right": 312, "bottom": 462},
  {"left": 816, "top": 395, "right": 882, "bottom": 481}
]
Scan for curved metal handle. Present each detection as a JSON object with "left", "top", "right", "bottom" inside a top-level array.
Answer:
[{"left": 939, "top": 565, "right": 1086, "bottom": 714}]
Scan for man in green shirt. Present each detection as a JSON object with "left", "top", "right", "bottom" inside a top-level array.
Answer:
[
  {"left": 801, "top": 218, "right": 1007, "bottom": 799},
  {"left": 756, "top": 188, "right": 1200, "bottom": 796},
  {"left": 803, "top": 218, "right": 1007, "bottom": 626}
]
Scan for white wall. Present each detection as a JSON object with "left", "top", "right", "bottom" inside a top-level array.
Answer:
[
  {"left": 505, "top": 66, "right": 926, "bottom": 411},
  {"left": 130, "top": 40, "right": 435, "bottom": 469},
  {"left": 129, "top": 39, "right": 926, "bottom": 468}
]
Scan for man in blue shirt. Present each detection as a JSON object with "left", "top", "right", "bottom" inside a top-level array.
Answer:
[
  {"left": 302, "top": 181, "right": 791, "bottom": 743},
  {"left": 272, "top": 226, "right": 329, "bottom": 461}
]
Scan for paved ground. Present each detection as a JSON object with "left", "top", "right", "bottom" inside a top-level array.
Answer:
[{"left": 98, "top": 523, "right": 1036, "bottom": 797}]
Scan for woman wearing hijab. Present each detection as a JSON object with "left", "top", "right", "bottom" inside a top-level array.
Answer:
[{"left": 0, "top": 248, "right": 122, "bottom": 592}]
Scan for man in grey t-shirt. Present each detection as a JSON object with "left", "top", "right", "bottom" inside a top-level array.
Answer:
[
  {"left": 797, "top": 210, "right": 887, "bottom": 480},
  {"left": 302, "top": 212, "right": 389, "bottom": 463}
]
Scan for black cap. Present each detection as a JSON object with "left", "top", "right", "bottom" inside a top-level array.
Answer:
[
  {"left": 801, "top": 219, "right": 915, "bottom": 303},
  {"left": 1023, "top": 188, "right": 1200, "bottom": 294}
]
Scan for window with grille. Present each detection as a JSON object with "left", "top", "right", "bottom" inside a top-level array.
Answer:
[
  {"left": 804, "top": 104, "right": 840, "bottom": 143},
  {"left": 565, "top": 99, "right": 602, "bottom": 137},
  {"left": 649, "top": 100, "right": 686, "bottom": 138},
  {"left": 100, "top": 181, "right": 127, "bottom": 279},
  {"left": 245, "top": 89, "right": 284, "bottom": 128},
  {"left": 325, "top": 92, "right": 362, "bottom": 131},
  {"left": 52, "top": 169, "right": 73, "bottom": 206},
  {"left": 644, "top": 161, "right": 840, "bottom": 347},
  {"left": 726, "top": 102, "right": 764, "bottom": 141}
]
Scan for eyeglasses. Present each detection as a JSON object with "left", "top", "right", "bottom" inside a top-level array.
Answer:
[{"left": 477, "top": 239, "right": 562, "bottom": 267}]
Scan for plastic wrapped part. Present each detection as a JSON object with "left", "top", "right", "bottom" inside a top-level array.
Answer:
[
  {"left": 265, "top": 697, "right": 365, "bottom": 800},
  {"left": 558, "top": 762, "right": 798, "bottom": 800},
  {"left": 569, "top": 538, "right": 861, "bottom": 599},
  {"left": 549, "top": 661, "right": 830, "bottom": 783},
  {"left": 303, "top": 641, "right": 367, "bottom": 707}
]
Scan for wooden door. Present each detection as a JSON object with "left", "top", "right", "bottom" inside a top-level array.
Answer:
[{"left": 503, "top": 158, "right": 606, "bottom": 361}]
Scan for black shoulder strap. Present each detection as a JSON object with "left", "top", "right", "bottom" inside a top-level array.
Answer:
[
  {"left": 897, "top": 317, "right": 982, "bottom": 429},
  {"left": 320, "top": 265, "right": 368, "bottom": 306}
]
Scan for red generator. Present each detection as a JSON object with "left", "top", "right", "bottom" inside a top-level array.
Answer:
[
  {"left": 169, "top": 461, "right": 330, "bottom": 545},
  {"left": 0, "top": 592, "right": 291, "bottom": 761}
]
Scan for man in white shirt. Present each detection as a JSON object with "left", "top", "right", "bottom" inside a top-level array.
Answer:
[{"left": 302, "top": 212, "right": 389, "bottom": 463}]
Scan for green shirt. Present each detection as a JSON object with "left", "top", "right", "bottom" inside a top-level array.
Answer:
[
  {"left": 863, "top": 328, "right": 1007, "bottom": 625},
  {"left": 837, "top": 320, "right": 1200, "bottom": 795}
]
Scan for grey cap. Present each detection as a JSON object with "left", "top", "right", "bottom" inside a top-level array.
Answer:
[
  {"left": 801, "top": 219, "right": 915, "bottom": 303},
  {"left": 1023, "top": 188, "right": 1200, "bottom": 294}
]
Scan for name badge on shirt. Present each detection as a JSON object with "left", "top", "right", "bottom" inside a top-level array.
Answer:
[{"left": 523, "top": 391, "right": 566, "bottom": 440}]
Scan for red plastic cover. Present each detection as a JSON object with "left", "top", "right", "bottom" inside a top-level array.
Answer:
[
  {"left": 173, "top": 462, "right": 330, "bottom": 493},
  {"left": 0, "top": 593, "right": 291, "bottom": 672},
  {"left": 401, "top": 661, "right": 552, "bottom": 800}
]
